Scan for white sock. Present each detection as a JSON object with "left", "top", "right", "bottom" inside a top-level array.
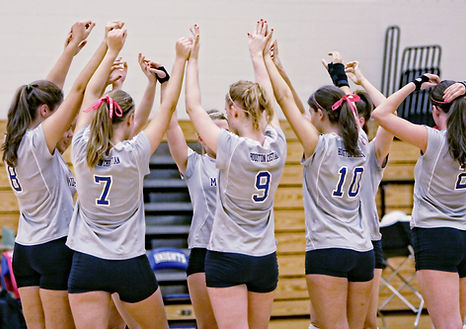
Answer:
[{"left": 308, "top": 324, "right": 320, "bottom": 329}]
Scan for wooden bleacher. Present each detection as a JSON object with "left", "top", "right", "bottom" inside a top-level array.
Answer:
[{"left": 0, "top": 120, "right": 434, "bottom": 328}]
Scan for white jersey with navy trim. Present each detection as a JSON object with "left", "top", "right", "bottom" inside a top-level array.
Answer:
[
  {"left": 302, "top": 131, "right": 372, "bottom": 252},
  {"left": 6, "top": 124, "right": 76, "bottom": 245},
  {"left": 66, "top": 126, "right": 151, "bottom": 260},
  {"left": 411, "top": 127, "right": 466, "bottom": 230},
  {"left": 360, "top": 140, "right": 386, "bottom": 241},
  {"left": 184, "top": 150, "right": 218, "bottom": 249},
  {"left": 208, "top": 125, "right": 286, "bottom": 256}
]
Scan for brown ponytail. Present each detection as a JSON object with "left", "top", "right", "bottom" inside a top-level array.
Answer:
[
  {"left": 430, "top": 80, "right": 466, "bottom": 165},
  {"left": 226, "top": 80, "right": 273, "bottom": 131},
  {"left": 354, "top": 90, "right": 373, "bottom": 134},
  {"left": 86, "top": 89, "right": 135, "bottom": 168},
  {"left": 307, "top": 85, "right": 360, "bottom": 156},
  {"left": 2, "top": 80, "right": 63, "bottom": 167}
]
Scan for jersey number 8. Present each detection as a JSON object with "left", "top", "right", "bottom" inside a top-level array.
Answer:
[{"left": 7, "top": 166, "right": 22, "bottom": 192}]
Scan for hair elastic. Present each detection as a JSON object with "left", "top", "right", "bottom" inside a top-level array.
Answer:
[
  {"left": 430, "top": 96, "right": 450, "bottom": 105},
  {"left": 331, "top": 93, "right": 361, "bottom": 116},
  {"left": 85, "top": 96, "right": 123, "bottom": 119},
  {"left": 311, "top": 94, "right": 326, "bottom": 111}
]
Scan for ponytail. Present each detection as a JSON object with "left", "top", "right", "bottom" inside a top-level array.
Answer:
[
  {"left": 430, "top": 80, "right": 466, "bottom": 165},
  {"left": 226, "top": 80, "right": 273, "bottom": 131},
  {"left": 308, "top": 85, "right": 360, "bottom": 156},
  {"left": 446, "top": 97, "right": 466, "bottom": 165},
  {"left": 2, "top": 81, "right": 63, "bottom": 167},
  {"left": 86, "top": 89, "right": 135, "bottom": 168},
  {"left": 354, "top": 90, "right": 373, "bottom": 134}
]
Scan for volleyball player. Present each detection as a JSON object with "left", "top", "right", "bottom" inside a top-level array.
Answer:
[
  {"left": 184, "top": 24, "right": 286, "bottom": 329},
  {"left": 65, "top": 25, "right": 192, "bottom": 328},
  {"left": 0, "top": 20, "right": 116, "bottom": 329},
  {"left": 323, "top": 52, "right": 396, "bottom": 328},
  {"left": 265, "top": 33, "right": 374, "bottom": 329},
  {"left": 372, "top": 75, "right": 465, "bottom": 329}
]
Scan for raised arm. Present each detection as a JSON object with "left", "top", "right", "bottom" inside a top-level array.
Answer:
[
  {"left": 46, "top": 21, "right": 95, "bottom": 89},
  {"left": 264, "top": 50, "right": 319, "bottom": 158},
  {"left": 143, "top": 36, "right": 192, "bottom": 154},
  {"left": 166, "top": 109, "right": 189, "bottom": 175},
  {"left": 107, "top": 57, "right": 128, "bottom": 90},
  {"left": 345, "top": 60, "right": 393, "bottom": 165},
  {"left": 74, "top": 23, "right": 126, "bottom": 134},
  {"left": 248, "top": 19, "right": 279, "bottom": 127},
  {"left": 41, "top": 23, "right": 110, "bottom": 154},
  {"left": 130, "top": 54, "right": 161, "bottom": 137},
  {"left": 184, "top": 25, "right": 221, "bottom": 154},
  {"left": 372, "top": 73, "right": 440, "bottom": 153},
  {"left": 270, "top": 40, "right": 306, "bottom": 114},
  {"left": 322, "top": 51, "right": 351, "bottom": 95}
]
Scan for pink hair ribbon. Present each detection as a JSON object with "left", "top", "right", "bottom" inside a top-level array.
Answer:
[
  {"left": 430, "top": 96, "right": 450, "bottom": 105},
  {"left": 331, "top": 94, "right": 361, "bottom": 115},
  {"left": 84, "top": 96, "right": 123, "bottom": 119}
]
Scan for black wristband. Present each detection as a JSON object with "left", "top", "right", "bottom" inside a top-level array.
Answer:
[
  {"left": 154, "top": 66, "right": 170, "bottom": 84},
  {"left": 412, "top": 74, "right": 429, "bottom": 91},
  {"left": 328, "top": 62, "right": 349, "bottom": 87},
  {"left": 459, "top": 81, "right": 466, "bottom": 91}
]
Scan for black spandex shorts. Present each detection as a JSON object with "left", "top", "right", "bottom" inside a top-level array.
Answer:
[
  {"left": 68, "top": 252, "right": 158, "bottom": 303},
  {"left": 186, "top": 248, "right": 207, "bottom": 276},
  {"left": 411, "top": 227, "right": 466, "bottom": 277},
  {"left": 305, "top": 248, "right": 375, "bottom": 282},
  {"left": 372, "top": 240, "right": 385, "bottom": 269},
  {"left": 12, "top": 237, "right": 73, "bottom": 290},
  {"left": 205, "top": 250, "right": 278, "bottom": 293}
]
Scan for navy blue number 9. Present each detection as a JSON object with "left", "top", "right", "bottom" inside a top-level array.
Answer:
[
  {"left": 253, "top": 171, "right": 271, "bottom": 203},
  {"left": 7, "top": 166, "right": 22, "bottom": 192},
  {"left": 94, "top": 175, "right": 112, "bottom": 206}
]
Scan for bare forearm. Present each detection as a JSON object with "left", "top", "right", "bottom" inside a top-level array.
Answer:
[
  {"left": 185, "top": 58, "right": 202, "bottom": 114},
  {"left": 72, "top": 41, "right": 108, "bottom": 94},
  {"left": 133, "top": 80, "right": 156, "bottom": 133},
  {"left": 360, "top": 78, "right": 386, "bottom": 107},
  {"left": 275, "top": 62, "right": 306, "bottom": 114},
  {"left": 46, "top": 44, "right": 79, "bottom": 89},
  {"left": 373, "top": 83, "right": 414, "bottom": 123},
  {"left": 85, "top": 47, "right": 119, "bottom": 100}
]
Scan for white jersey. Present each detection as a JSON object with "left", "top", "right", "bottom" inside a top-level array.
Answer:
[
  {"left": 302, "top": 132, "right": 372, "bottom": 252},
  {"left": 67, "top": 126, "right": 151, "bottom": 260},
  {"left": 209, "top": 126, "right": 287, "bottom": 256},
  {"left": 360, "top": 140, "right": 386, "bottom": 241},
  {"left": 411, "top": 127, "right": 466, "bottom": 230},
  {"left": 5, "top": 124, "right": 75, "bottom": 245},
  {"left": 184, "top": 150, "right": 218, "bottom": 249}
]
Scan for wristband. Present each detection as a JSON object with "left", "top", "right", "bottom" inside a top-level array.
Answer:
[
  {"left": 154, "top": 66, "right": 170, "bottom": 84},
  {"left": 328, "top": 62, "right": 349, "bottom": 87},
  {"left": 459, "top": 81, "right": 466, "bottom": 91},
  {"left": 412, "top": 74, "right": 429, "bottom": 91}
]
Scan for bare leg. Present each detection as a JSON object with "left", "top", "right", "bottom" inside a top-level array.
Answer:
[
  {"left": 247, "top": 290, "right": 275, "bottom": 329},
  {"left": 347, "top": 280, "right": 373, "bottom": 329},
  {"left": 108, "top": 293, "right": 140, "bottom": 329},
  {"left": 187, "top": 273, "right": 218, "bottom": 329},
  {"left": 18, "top": 286, "right": 45, "bottom": 329},
  {"left": 208, "top": 285, "right": 249, "bottom": 329},
  {"left": 363, "top": 269, "right": 382, "bottom": 329},
  {"left": 39, "top": 289, "right": 75, "bottom": 329},
  {"left": 417, "top": 270, "right": 462, "bottom": 329},
  {"left": 460, "top": 277, "right": 466, "bottom": 327},
  {"left": 122, "top": 288, "right": 169, "bottom": 329},
  {"left": 69, "top": 291, "right": 112, "bottom": 329},
  {"left": 306, "top": 274, "right": 349, "bottom": 329}
]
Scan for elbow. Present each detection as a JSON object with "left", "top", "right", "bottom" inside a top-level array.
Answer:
[{"left": 275, "top": 89, "right": 293, "bottom": 106}]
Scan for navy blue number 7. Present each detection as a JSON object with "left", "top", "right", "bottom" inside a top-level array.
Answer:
[
  {"left": 252, "top": 171, "right": 271, "bottom": 203},
  {"left": 94, "top": 175, "right": 112, "bottom": 206}
]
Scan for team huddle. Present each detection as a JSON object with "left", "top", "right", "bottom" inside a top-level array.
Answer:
[{"left": 2, "top": 18, "right": 465, "bottom": 329}]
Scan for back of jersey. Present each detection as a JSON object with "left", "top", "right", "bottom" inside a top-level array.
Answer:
[
  {"left": 303, "top": 132, "right": 372, "bottom": 252},
  {"left": 67, "top": 126, "right": 152, "bottom": 260},
  {"left": 209, "top": 125, "right": 287, "bottom": 256},
  {"left": 412, "top": 127, "right": 466, "bottom": 229},
  {"left": 6, "top": 124, "right": 75, "bottom": 245}
]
